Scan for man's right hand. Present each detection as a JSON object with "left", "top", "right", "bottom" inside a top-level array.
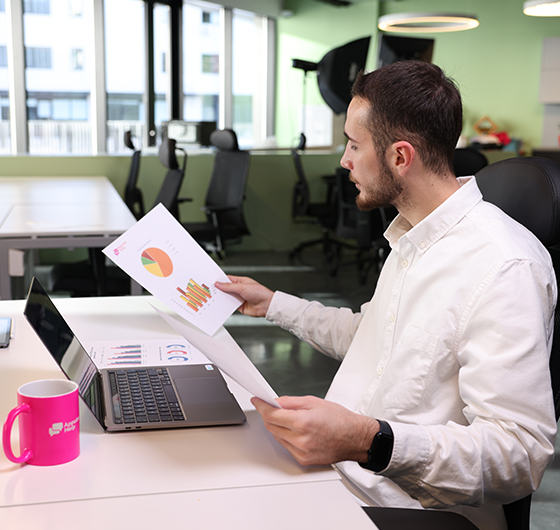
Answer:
[{"left": 215, "top": 275, "right": 274, "bottom": 318}]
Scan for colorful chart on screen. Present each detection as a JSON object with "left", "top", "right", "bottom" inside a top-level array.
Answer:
[{"left": 141, "top": 247, "right": 173, "bottom": 277}]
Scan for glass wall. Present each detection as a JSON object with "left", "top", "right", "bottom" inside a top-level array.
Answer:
[
  {"left": 182, "top": 1, "right": 220, "bottom": 126},
  {"left": 154, "top": 2, "right": 170, "bottom": 133},
  {"left": 232, "top": 9, "right": 257, "bottom": 148},
  {"left": 104, "top": 0, "right": 145, "bottom": 153},
  {"left": 0, "top": 1, "right": 11, "bottom": 154},
  {"left": 24, "top": 0, "right": 92, "bottom": 154},
  {"left": 1, "top": 0, "right": 274, "bottom": 154}
]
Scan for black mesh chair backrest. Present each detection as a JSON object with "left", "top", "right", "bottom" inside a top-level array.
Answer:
[
  {"left": 291, "top": 148, "right": 311, "bottom": 218},
  {"left": 476, "top": 156, "right": 560, "bottom": 530},
  {"left": 205, "top": 129, "right": 250, "bottom": 236},
  {"left": 123, "top": 130, "right": 144, "bottom": 220},
  {"left": 153, "top": 138, "right": 187, "bottom": 219},
  {"left": 454, "top": 148, "right": 488, "bottom": 177}
]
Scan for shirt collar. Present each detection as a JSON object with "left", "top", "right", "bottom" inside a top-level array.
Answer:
[{"left": 385, "top": 176, "right": 483, "bottom": 253}]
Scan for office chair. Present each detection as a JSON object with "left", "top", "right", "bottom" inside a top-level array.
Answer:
[
  {"left": 181, "top": 129, "right": 250, "bottom": 260},
  {"left": 123, "top": 130, "right": 145, "bottom": 220},
  {"left": 364, "top": 157, "right": 560, "bottom": 530},
  {"left": 453, "top": 148, "right": 488, "bottom": 177},
  {"left": 289, "top": 134, "right": 340, "bottom": 261},
  {"left": 48, "top": 139, "right": 189, "bottom": 296},
  {"left": 154, "top": 137, "right": 190, "bottom": 219},
  {"left": 330, "top": 168, "right": 395, "bottom": 284},
  {"left": 475, "top": 156, "right": 560, "bottom": 530}
]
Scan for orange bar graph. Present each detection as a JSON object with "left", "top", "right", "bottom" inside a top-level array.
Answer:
[{"left": 177, "top": 279, "right": 212, "bottom": 312}]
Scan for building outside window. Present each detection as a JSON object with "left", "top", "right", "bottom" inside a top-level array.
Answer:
[
  {"left": 201, "top": 53, "right": 218, "bottom": 74},
  {"left": 104, "top": 0, "right": 144, "bottom": 153},
  {"left": 70, "top": 48, "right": 84, "bottom": 70},
  {"left": 25, "top": 47, "right": 52, "bottom": 68},
  {"left": 24, "top": 0, "right": 91, "bottom": 154},
  {"left": 24, "top": 0, "right": 50, "bottom": 15},
  {"left": 2, "top": 0, "right": 275, "bottom": 155},
  {"left": 183, "top": 0, "right": 220, "bottom": 128},
  {"left": 0, "top": 6, "right": 10, "bottom": 154},
  {"left": 232, "top": 9, "right": 257, "bottom": 148}
]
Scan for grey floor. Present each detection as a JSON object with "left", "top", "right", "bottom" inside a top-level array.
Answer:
[{"left": 217, "top": 248, "right": 560, "bottom": 530}]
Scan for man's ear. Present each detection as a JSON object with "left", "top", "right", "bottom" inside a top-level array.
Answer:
[{"left": 388, "top": 141, "right": 415, "bottom": 176}]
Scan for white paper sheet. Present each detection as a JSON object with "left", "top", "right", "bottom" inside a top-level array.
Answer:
[
  {"left": 103, "top": 203, "right": 242, "bottom": 336},
  {"left": 152, "top": 305, "right": 280, "bottom": 408},
  {"left": 84, "top": 338, "right": 211, "bottom": 368}
]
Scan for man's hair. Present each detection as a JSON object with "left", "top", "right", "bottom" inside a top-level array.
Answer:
[{"left": 351, "top": 61, "right": 463, "bottom": 175}]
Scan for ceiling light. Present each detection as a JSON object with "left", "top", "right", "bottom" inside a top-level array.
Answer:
[
  {"left": 523, "top": 1, "right": 560, "bottom": 16},
  {"left": 378, "top": 13, "right": 479, "bottom": 33}
]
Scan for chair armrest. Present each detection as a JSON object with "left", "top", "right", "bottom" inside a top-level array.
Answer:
[{"left": 177, "top": 197, "right": 193, "bottom": 204}]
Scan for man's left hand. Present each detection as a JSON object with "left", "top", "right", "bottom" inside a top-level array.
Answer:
[{"left": 251, "top": 395, "right": 379, "bottom": 466}]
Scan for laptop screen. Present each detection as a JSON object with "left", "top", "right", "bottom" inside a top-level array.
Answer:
[{"left": 24, "top": 278, "right": 106, "bottom": 428}]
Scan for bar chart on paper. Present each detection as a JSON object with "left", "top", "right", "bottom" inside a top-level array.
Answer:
[
  {"left": 177, "top": 280, "right": 212, "bottom": 312},
  {"left": 86, "top": 339, "right": 211, "bottom": 368}
]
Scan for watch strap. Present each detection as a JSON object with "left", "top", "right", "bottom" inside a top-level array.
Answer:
[{"left": 358, "top": 419, "right": 394, "bottom": 472}]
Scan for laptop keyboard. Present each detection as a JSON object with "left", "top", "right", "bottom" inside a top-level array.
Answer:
[{"left": 108, "top": 368, "right": 185, "bottom": 425}]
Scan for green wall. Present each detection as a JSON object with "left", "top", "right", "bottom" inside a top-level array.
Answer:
[
  {"left": 277, "top": 0, "right": 560, "bottom": 151},
  {"left": 0, "top": 150, "right": 343, "bottom": 259}
]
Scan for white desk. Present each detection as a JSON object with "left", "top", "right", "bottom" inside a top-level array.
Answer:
[
  {"left": 0, "top": 296, "right": 376, "bottom": 529},
  {"left": 0, "top": 177, "right": 140, "bottom": 300}
]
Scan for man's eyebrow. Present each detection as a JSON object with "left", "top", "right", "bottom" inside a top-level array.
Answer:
[{"left": 343, "top": 131, "right": 356, "bottom": 142}]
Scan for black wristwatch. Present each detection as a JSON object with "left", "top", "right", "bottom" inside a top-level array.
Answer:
[{"left": 359, "top": 420, "right": 394, "bottom": 472}]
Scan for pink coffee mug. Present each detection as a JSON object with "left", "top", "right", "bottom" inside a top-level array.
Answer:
[{"left": 2, "top": 379, "right": 80, "bottom": 466}]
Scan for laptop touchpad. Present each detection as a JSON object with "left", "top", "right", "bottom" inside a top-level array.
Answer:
[{"left": 175, "top": 377, "right": 233, "bottom": 404}]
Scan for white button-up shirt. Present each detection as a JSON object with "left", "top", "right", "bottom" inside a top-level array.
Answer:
[{"left": 266, "top": 177, "right": 557, "bottom": 530}]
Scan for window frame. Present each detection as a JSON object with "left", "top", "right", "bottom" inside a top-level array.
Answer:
[{"left": 3, "top": 0, "right": 275, "bottom": 154}]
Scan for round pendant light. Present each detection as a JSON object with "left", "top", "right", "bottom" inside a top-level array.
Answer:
[
  {"left": 378, "top": 12, "right": 479, "bottom": 33},
  {"left": 523, "top": 1, "right": 560, "bottom": 16}
]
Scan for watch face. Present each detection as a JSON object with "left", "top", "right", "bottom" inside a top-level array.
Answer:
[{"left": 368, "top": 421, "right": 394, "bottom": 472}]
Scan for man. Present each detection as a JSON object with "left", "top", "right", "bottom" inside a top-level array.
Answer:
[{"left": 216, "top": 61, "right": 557, "bottom": 530}]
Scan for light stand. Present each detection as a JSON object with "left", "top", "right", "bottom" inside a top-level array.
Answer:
[{"left": 292, "top": 58, "right": 318, "bottom": 150}]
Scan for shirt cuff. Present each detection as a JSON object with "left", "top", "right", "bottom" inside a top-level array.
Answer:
[{"left": 381, "top": 421, "right": 431, "bottom": 489}]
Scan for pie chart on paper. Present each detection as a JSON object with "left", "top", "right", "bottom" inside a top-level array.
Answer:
[{"left": 141, "top": 247, "right": 173, "bottom": 278}]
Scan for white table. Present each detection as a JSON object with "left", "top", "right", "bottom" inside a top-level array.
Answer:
[
  {"left": 0, "top": 296, "right": 376, "bottom": 530},
  {"left": 0, "top": 176, "right": 140, "bottom": 300}
]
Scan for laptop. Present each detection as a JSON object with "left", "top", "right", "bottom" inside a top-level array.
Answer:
[{"left": 23, "top": 277, "right": 246, "bottom": 432}]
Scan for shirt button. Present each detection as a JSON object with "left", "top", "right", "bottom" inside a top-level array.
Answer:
[
  {"left": 419, "top": 241, "right": 426, "bottom": 249},
  {"left": 389, "top": 314, "right": 395, "bottom": 322},
  {"left": 402, "top": 260, "right": 408, "bottom": 268},
  {"left": 377, "top": 367, "right": 384, "bottom": 376}
]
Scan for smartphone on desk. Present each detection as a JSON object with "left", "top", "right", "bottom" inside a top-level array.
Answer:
[{"left": 0, "top": 317, "right": 12, "bottom": 348}]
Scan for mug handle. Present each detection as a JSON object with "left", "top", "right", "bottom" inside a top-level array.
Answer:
[{"left": 2, "top": 403, "right": 33, "bottom": 464}]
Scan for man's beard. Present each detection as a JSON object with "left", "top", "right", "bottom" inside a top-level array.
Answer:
[{"left": 354, "top": 157, "right": 403, "bottom": 211}]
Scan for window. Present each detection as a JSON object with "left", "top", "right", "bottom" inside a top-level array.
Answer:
[
  {"left": 183, "top": 1, "right": 220, "bottom": 125},
  {"left": 24, "top": 0, "right": 50, "bottom": 15},
  {"left": 69, "top": 0, "right": 83, "bottom": 17},
  {"left": 0, "top": 7, "right": 9, "bottom": 153},
  {"left": 232, "top": 9, "right": 258, "bottom": 148},
  {"left": 70, "top": 49, "right": 84, "bottom": 70},
  {"left": 201, "top": 54, "right": 218, "bottom": 74},
  {"left": 3, "top": 1, "right": 274, "bottom": 154},
  {"left": 24, "top": 1, "right": 91, "bottom": 154},
  {"left": 104, "top": 0, "right": 144, "bottom": 153},
  {"left": 25, "top": 47, "right": 52, "bottom": 69}
]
